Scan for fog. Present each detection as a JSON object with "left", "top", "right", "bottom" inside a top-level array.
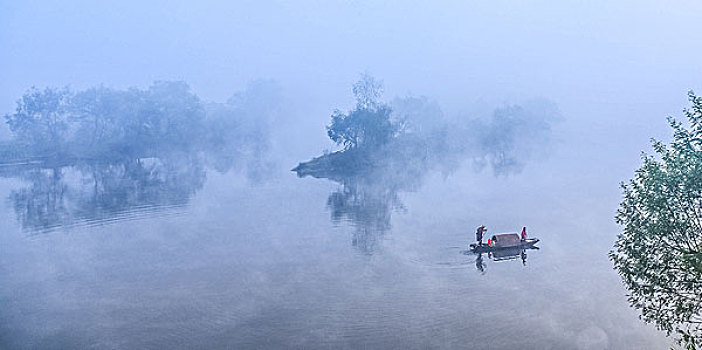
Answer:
[
  {"left": 2, "top": 1, "right": 702, "bottom": 349},
  {"left": 4, "top": 1, "right": 702, "bottom": 158},
  {"left": 3, "top": 0, "right": 701, "bottom": 195}
]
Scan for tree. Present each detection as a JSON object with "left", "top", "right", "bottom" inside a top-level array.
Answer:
[
  {"left": 326, "top": 74, "right": 396, "bottom": 149},
  {"left": 611, "top": 92, "right": 702, "bottom": 349},
  {"left": 127, "top": 81, "right": 204, "bottom": 151},
  {"left": 71, "top": 86, "right": 138, "bottom": 149},
  {"left": 5, "top": 87, "right": 72, "bottom": 151},
  {"left": 352, "top": 73, "right": 383, "bottom": 110}
]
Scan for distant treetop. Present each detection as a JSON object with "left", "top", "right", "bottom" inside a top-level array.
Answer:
[{"left": 352, "top": 73, "right": 384, "bottom": 110}]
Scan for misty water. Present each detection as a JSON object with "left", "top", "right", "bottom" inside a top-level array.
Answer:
[{"left": 0, "top": 136, "right": 672, "bottom": 349}]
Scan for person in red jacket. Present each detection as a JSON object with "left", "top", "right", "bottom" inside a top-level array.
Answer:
[{"left": 521, "top": 227, "right": 527, "bottom": 241}]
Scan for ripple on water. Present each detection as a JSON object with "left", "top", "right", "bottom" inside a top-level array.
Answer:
[
  {"left": 23, "top": 203, "right": 189, "bottom": 236},
  {"left": 407, "top": 246, "right": 475, "bottom": 269}
]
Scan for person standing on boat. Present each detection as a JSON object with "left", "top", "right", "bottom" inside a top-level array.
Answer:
[
  {"left": 521, "top": 227, "right": 527, "bottom": 241},
  {"left": 476, "top": 225, "right": 486, "bottom": 245}
]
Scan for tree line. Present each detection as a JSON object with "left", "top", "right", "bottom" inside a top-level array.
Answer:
[
  {"left": 2, "top": 80, "right": 280, "bottom": 163},
  {"left": 297, "top": 74, "right": 560, "bottom": 178}
]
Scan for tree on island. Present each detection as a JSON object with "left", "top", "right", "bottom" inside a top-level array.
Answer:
[
  {"left": 611, "top": 92, "right": 702, "bottom": 350},
  {"left": 326, "top": 74, "right": 397, "bottom": 150}
]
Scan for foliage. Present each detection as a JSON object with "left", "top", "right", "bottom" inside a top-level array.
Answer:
[
  {"left": 4, "top": 81, "right": 274, "bottom": 161},
  {"left": 611, "top": 91, "right": 702, "bottom": 349},
  {"left": 5, "top": 87, "right": 72, "bottom": 151},
  {"left": 4, "top": 82, "right": 206, "bottom": 156},
  {"left": 327, "top": 74, "right": 397, "bottom": 149},
  {"left": 474, "top": 100, "right": 560, "bottom": 175},
  {"left": 352, "top": 73, "right": 383, "bottom": 110},
  {"left": 298, "top": 77, "right": 561, "bottom": 180}
]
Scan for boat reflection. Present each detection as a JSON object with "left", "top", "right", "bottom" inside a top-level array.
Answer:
[{"left": 471, "top": 246, "right": 539, "bottom": 274}]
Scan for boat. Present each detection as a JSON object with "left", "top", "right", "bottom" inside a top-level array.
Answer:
[{"left": 469, "top": 233, "right": 539, "bottom": 254}]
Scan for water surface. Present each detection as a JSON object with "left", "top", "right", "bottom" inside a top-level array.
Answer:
[{"left": 0, "top": 153, "right": 670, "bottom": 349}]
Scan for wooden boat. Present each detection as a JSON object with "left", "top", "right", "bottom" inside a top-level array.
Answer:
[{"left": 470, "top": 233, "right": 539, "bottom": 254}]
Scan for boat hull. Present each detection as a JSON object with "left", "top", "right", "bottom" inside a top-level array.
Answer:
[{"left": 470, "top": 238, "right": 539, "bottom": 253}]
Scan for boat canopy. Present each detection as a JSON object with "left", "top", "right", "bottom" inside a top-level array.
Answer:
[{"left": 490, "top": 233, "right": 521, "bottom": 248}]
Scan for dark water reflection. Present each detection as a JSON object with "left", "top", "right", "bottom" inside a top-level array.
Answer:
[
  {"left": 471, "top": 246, "right": 539, "bottom": 274},
  {"left": 294, "top": 147, "right": 431, "bottom": 254},
  {"left": 326, "top": 173, "right": 417, "bottom": 254},
  {"left": 3, "top": 156, "right": 205, "bottom": 233}
]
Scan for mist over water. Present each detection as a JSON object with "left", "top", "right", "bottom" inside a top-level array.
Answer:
[
  {"left": 3, "top": 1, "right": 702, "bottom": 349},
  {"left": 0, "top": 77, "right": 671, "bottom": 349}
]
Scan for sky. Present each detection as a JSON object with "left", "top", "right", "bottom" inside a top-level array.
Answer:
[{"left": 2, "top": 0, "right": 702, "bottom": 155}]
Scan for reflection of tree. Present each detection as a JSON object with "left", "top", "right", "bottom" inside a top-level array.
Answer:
[
  {"left": 611, "top": 92, "right": 702, "bottom": 349},
  {"left": 296, "top": 134, "right": 436, "bottom": 253},
  {"left": 310, "top": 156, "right": 426, "bottom": 254},
  {"left": 6, "top": 156, "right": 205, "bottom": 232},
  {"left": 9, "top": 167, "right": 69, "bottom": 231},
  {"left": 327, "top": 177, "right": 405, "bottom": 254}
]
